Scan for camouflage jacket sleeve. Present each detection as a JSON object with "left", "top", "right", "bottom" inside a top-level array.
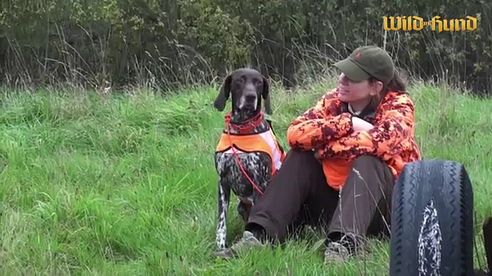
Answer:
[
  {"left": 316, "top": 92, "right": 416, "bottom": 160},
  {"left": 286, "top": 89, "right": 353, "bottom": 151},
  {"left": 318, "top": 93, "right": 415, "bottom": 160}
]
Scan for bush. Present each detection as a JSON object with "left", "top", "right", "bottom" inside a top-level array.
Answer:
[{"left": 0, "top": 0, "right": 490, "bottom": 94}]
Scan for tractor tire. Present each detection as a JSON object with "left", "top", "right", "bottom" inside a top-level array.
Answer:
[{"left": 389, "top": 160, "right": 474, "bottom": 276}]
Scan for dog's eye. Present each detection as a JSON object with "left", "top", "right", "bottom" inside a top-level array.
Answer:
[{"left": 253, "top": 78, "right": 262, "bottom": 86}]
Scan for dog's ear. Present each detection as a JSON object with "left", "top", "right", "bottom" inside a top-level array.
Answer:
[
  {"left": 262, "top": 76, "right": 272, "bottom": 115},
  {"left": 214, "top": 74, "right": 232, "bottom": 111}
]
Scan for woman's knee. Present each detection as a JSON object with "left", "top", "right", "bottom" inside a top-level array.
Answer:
[
  {"left": 275, "top": 148, "right": 325, "bottom": 185},
  {"left": 350, "top": 155, "right": 394, "bottom": 187},
  {"left": 284, "top": 149, "right": 319, "bottom": 165},
  {"left": 352, "top": 155, "right": 387, "bottom": 170}
]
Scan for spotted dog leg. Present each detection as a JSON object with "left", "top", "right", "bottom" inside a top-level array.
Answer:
[
  {"left": 216, "top": 179, "right": 231, "bottom": 251},
  {"left": 237, "top": 178, "right": 267, "bottom": 222}
]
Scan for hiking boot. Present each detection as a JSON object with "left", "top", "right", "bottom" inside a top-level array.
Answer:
[
  {"left": 214, "top": 248, "right": 234, "bottom": 259},
  {"left": 230, "top": 231, "right": 265, "bottom": 255},
  {"left": 324, "top": 241, "right": 352, "bottom": 263}
]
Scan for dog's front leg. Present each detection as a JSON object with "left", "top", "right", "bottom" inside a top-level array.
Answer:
[{"left": 216, "top": 180, "right": 231, "bottom": 252}]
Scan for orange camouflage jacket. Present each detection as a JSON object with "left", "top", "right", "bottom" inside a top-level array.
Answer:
[{"left": 286, "top": 88, "right": 421, "bottom": 190}]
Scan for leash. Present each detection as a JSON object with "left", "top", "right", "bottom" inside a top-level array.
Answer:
[{"left": 225, "top": 114, "right": 265, "bottom": 196}]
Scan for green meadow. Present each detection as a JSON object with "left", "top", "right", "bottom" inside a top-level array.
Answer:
[{"left": 0, "top": 79, "right": 490, "bottom": 274}]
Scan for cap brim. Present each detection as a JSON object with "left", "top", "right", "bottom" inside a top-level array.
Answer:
[{"left": 333, "top": 59, "right": 371, "bottom": 82}]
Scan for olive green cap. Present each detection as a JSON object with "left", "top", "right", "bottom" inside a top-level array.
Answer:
[{"left": 334, "top": 46, "right": 395, "bottom": 85}]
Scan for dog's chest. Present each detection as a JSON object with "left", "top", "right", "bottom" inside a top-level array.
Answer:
[{"left": 215, "top": 151, "right": 271, "bottom": 196}]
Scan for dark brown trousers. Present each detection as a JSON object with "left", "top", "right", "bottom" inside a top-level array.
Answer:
[{"left": 246, "top": 149, "right": 394, "bottom": 244}]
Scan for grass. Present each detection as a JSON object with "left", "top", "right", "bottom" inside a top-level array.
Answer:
[{"left": 0, "top": 80, "right": 491, "bottom": 275}]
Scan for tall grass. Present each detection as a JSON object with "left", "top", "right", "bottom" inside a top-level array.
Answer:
[{"left": 0, "top": 80, "right": 490, "bottom": 274}]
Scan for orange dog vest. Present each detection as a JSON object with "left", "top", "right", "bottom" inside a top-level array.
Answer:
[{"left": 216, "top": 129, "right": 286, "bottom": 175}]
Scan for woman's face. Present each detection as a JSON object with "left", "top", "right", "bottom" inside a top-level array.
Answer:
[{"left": 337, "top": 73, "right": 382, "bottom": 103}]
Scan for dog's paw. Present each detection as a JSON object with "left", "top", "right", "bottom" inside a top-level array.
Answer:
[{"left": 214, "top": 248, "right": 234, "bottom": 259}]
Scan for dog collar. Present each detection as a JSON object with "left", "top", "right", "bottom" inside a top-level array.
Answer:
[{"left": 224, "top": 112, "right": 266, "bottom": 135}]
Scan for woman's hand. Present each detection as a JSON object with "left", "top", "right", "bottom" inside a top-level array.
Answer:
[{"left": 351, "top": 116, "right": 374, "bottom": 132}]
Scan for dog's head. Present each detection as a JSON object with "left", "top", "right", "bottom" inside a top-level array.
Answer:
[{"left": 213, "top": 68, "right": 271, "bottom": 117}]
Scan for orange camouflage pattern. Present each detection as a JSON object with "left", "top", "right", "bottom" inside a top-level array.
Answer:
[{"left": 286, "top": 88, "right": 421, "bottom": 189}]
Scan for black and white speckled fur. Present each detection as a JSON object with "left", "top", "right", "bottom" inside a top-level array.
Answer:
[
  {"left": 212, "top": 68, "right": 279, "bottom": 251},
  {"left": 214, "top": 118, "right": 273, "bottom": 250}
]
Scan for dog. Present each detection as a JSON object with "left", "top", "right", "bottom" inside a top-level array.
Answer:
[{"left": 213, "top": 68, "right": 285, "bottom": 256}]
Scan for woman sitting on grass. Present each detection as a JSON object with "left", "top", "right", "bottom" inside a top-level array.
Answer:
[{"left": 230, "top": 45, "right": 421, "bottom": 263}]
